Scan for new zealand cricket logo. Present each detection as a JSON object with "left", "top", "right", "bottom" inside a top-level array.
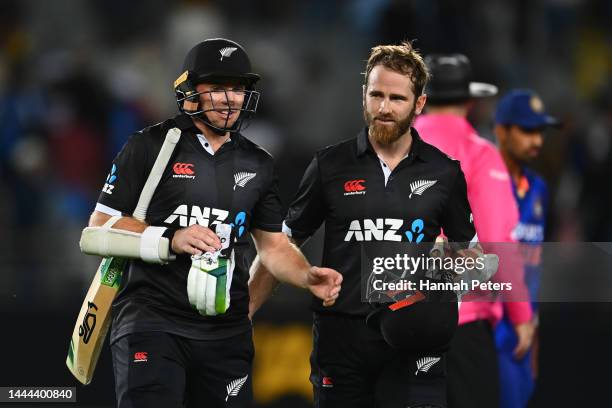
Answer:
[{"left": 79, "top": 301, "right": 98, "bottom": 344}]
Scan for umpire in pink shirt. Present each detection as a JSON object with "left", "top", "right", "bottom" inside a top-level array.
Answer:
[{"left": 415, "top": 54, "right": 533, "bottom": 408}]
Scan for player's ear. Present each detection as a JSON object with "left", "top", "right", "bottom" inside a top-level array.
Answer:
[
  {"left": 415, "top": 94, "right": 427, "bottom": 115},
  {"left": 362, "top": 84, "right": 367, "bottom": 106},
  {"left": 493, "top": 124, "right": 506, "bottom": 144}
]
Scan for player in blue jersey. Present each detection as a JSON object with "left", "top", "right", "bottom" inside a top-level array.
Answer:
[{"left": 493, "top": 89, "right": 559, "bottom": 408}]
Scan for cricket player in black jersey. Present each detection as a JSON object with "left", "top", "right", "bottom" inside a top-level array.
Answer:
[
  {"left": 83, "top": 38, "right": 342, "bottom": 408},
  {"left": 249, "top": 42, "right": 492, "bottom": 407}
]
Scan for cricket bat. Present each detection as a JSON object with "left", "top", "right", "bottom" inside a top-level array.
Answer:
[{"left": 66, "top": 127, "right": 181, "bottom": 385}]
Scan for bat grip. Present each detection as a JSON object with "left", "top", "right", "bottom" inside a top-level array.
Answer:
[{"left": 132, "top": 128, "right": 181, "bottom": 221}]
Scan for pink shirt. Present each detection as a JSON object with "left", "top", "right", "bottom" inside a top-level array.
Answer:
[{"left": 415, "top": 113, "right": 532, "bottom": 326}]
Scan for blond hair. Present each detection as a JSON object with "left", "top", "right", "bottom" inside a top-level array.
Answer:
[{"left": 364, "top": 41, "right": 430, "bottom": 96}]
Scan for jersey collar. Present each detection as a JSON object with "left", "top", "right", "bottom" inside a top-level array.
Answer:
[
  {"left": 356, "top": 126, "right": 427, "bottom": 163},
  {"left": 175, "top": 113, "right": 240, "bottom": 151}
]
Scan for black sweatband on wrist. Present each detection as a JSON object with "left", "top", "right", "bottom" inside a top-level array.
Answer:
[{"left": 162, "top": 227, "right": 179, "bottom": 254}]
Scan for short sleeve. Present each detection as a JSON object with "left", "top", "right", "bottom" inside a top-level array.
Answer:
[
  {"left": 441, "top": 166, "right": 477, "bottom": 246},
  {"left": 283, "top": 155, "right": 326, "bottom": 239},
  {"left": 467, "top": 148, "right": 518, "bottom": 243},
  {"left": 250, "top": 162, "right": 283, "bottom": 232},
  {"left": 97, "top": 132, "right": 150, "bottom": 215}
]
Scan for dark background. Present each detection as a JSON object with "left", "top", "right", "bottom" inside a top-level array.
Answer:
[{"left": 1, "top": 0, "right": 611, "bottom": 406}]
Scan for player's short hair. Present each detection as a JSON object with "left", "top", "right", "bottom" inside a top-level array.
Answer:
[{"left": 364, "top": 40, "right": 430, "bottom": 96}]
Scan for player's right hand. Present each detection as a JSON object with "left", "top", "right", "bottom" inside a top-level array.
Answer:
[
  {"left": 306, "top": 266, "right": 343, "bottom": 307},
  {"left": 171, "top": 225, "right": 222, "bottom": 256},
  {"left": 513, "top": 320, "right": 535, "bottom": 359}
]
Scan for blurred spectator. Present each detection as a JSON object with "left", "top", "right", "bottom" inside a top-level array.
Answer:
[{"left": 1, "top": 1, "right": 611, "bottom": 406}]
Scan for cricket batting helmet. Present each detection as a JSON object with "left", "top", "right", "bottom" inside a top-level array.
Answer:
[
  {"left": 174, "top": 38, "right": 260, "bottom": 133},
  {"left": 366, "top": 279, "right": 458, "bottom": 352}
]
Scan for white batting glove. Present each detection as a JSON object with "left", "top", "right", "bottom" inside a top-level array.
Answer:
[{"left": 187, "top": 224, "right": 234, "bottom": 316}]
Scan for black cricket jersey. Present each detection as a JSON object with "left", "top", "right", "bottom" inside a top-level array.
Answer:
[
  {"left": 284, "top": 127, "right": 476, "bottom": 317},
  {"left": 96, "top": 114, "right": 282, "bottom": 342}
]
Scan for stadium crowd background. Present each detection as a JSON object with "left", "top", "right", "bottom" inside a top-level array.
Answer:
[{"left": 1, "top": 0, "right": 610, "bottom": 406}]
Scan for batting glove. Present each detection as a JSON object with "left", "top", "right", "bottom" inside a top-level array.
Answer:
[{"left": 187, "top": 223, "right": 234, "bottom": 315}]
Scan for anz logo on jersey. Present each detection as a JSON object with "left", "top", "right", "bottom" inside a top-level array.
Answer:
[
  {"left": 344, "top": 218, "right": 426, "bottom": 242},
  {"left": 102, "top": 164, "right": 118, "bottom": 195},
  {"left": 164, "top": 205, "right": 247, "bottom": 238}
]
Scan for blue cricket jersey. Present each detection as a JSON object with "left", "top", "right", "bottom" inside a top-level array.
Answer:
[
  {"left": 512, "top": 167, "right": 547, "bottom": 306},
  {"left": 495, "top": 167, "right": 548, "bottom": 408}
]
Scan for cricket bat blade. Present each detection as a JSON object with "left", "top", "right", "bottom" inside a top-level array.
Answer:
[{"left": 66, "top": 257, "right": 125, "bottom": 385}]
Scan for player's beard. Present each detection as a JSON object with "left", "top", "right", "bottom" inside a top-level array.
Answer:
[
  {"left": 518, "top": 146, "right": 541, "bottom": 162},
  {"left": 364, "top": 103, "right": 416, "bottom": 145},
  {"left": 505, "top": 131, "right": 540, "bottom": 164}
]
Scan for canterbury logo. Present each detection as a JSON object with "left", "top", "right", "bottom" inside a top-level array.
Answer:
[
  {"left": 409, "top": 179, "right": 437, "bottom": 199},
  {"left": 133, "top": 352, "right": 148, "bottom": 363},
  {"left": 173, "top": 163, "right": 195, "bottom": 179},
  {"left": 173, "top": 163, "right": 194, "bottom": 175},
  {"left": 415, "top": 357, "right": 440, "bottom": 375},
  {"left": 344, "top": 179, "right": 366, "bottom": 195},
  {"left": 225, "top": 374, "right": 248, "bottom": 401},
  {"left": 233, "top": 172, "right": 256, "bottom": 190},
  {"left": 219, "top": 47, "right": 238, "bottom": 61},
  {"left": 322, "top": 376, "right": 333, "bottom": 388}
]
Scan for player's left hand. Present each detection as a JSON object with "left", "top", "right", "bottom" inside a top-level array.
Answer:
[{"left": 306, "top": 267, "right": 343, "bottom": 307}]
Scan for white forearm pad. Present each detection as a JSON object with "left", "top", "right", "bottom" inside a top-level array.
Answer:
[{"left": 80, "top": 225, "right": 176, "bottom": 264}]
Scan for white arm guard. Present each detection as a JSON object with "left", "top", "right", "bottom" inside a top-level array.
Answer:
[{"left": 79, "top": 216, "right": 176, "bottom": 264}]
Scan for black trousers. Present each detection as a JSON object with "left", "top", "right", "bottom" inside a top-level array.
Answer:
[
  {"left": 311, "top": 313, "right": 447, "bottom": 408},
  {"left": 111, "top": 330, "right": 253, "bottom": 408},
  {"left": 447, "top": 320, "right": 499, "bottom": 408}
]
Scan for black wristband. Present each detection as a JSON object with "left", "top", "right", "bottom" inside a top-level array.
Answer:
[{"left": 162, "top": 227, "right": 178, "bottom": 254}]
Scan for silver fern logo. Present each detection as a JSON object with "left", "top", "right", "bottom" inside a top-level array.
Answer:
[
  {"left": 234, "top": 172, "right": 257, "bottom": 190},
  {"left": 225, "top": 374, "right": 248, "bottom": 401},
  {"left": 219, "top": 47, "right": 238, "bottom": 61},
  {"left": 409, "top": 179, "right": 437, "bottom": 199},
  {"left": 415, "top": 356, "right": 440, "bottom": 375}
]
